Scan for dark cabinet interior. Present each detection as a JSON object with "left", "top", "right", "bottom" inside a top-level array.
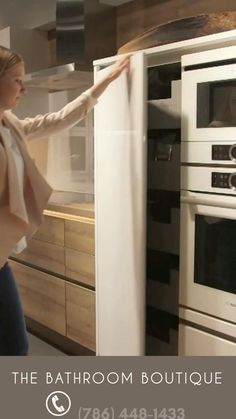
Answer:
[{"left": 146, "top": 63, "right": 181, "bottom": 355}]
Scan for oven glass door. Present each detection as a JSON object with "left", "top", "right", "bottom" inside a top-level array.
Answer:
[
  {"left": 180, "top": 193, "right": 236, "bottom": 323},
  {"left": 182, "top": 64, "right": 236, "bottom": 141},
  {"left": 197, "top": 81, "right": 236, "bottom": 128},
  {"left": 194, "top": 214, "right": 236, "bottom": 294}
]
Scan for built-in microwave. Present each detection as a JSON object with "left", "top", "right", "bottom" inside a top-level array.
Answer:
[{"left": 181, "top": 45, "right": 236, "bottom": 142}]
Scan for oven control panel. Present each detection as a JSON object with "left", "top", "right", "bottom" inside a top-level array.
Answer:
[
  {"left": 212, "top": 144, "right": 236, "bottom": 161},
  {"left": 212, "top": 172, "right": 236, "bottom": 190}
]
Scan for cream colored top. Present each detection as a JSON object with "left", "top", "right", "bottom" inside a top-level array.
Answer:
[
  {"left": 0, "top": 88, "right": 98, "bottom": 269},
  {"left": 0, "top": 122, "right": 28, "bottom": 253}
]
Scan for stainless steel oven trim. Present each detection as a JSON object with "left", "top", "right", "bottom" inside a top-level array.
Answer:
[
  {"left": 179, "top": 307, "right": 236, "bottom": 339},
  {"left": 181, "top": 195, "right": 236, "bottom": 209}
]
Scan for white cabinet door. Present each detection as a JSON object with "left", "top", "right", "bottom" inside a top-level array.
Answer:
[{"left": 94, "top": 53, "right": 147, "bottom": 355}]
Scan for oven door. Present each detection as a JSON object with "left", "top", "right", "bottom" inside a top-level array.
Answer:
[
  {"left": 182, "top": 63, "right": 236, "bottom": 141},
  {"left": 179, "top": 190, "right": 236, "bottom": 324}
]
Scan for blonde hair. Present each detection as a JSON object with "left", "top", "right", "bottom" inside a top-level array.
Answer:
[{"left": 0, "top": 45, "right": 23, "bottom": 76}]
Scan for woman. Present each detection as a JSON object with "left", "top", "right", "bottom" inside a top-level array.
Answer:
[{"left": 0, "top": 45, "right": 130, "bottom": 355}]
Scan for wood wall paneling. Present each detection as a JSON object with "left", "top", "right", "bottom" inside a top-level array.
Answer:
[{"left": 116, "top": 0, "right": 236, "bottom": 49}]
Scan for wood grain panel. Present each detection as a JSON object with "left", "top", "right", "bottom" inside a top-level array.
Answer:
[
  {"left": 34, "top": 215, "right": 64, "bottom": 246},
  {"left": 117, "top": 1, "right": 236, "bottom": 49},
  {"left": 10, "top": 260, "right": 66, "bottom": 335},
  {"left": 65, "top": 219, "right": 95, "bottom": 255},
  {"left": 66, "top": 283, "right": 95, "bottom": 351},
  {"left": 12, "top": 238, "right": 65, "bottom": 275},
  {"left": 118, "top": 12, "right": 236, "bottom": 53},
  {"left": 65, "top": 248, "right": 95, "bottom": 287}
]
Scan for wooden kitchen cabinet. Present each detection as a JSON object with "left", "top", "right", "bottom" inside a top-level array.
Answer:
[
  {"left": 13, "top": 238, "right": 65, "bottom": 276},
  {"left": 65, "top": 219, "right": 95, "bottom": 255},
  {"left": 10, "top": 260, "right": 66, "bottom": 335},
  {"left": 65, "top": 218, "right": 95, "bottom": 287},
  {"left": 34, "top": 215, "right": 64, "bottom": 246},
  {"left": 65, "top": 248, "right": 95, "bottom": 287},
  {"left": 10, "top": 210, "right": 96, "bottom": 353},
  {"left": 66, "top": 282, "right": 96, "bottom": 351}
]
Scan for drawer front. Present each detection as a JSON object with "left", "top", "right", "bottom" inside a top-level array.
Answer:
[
  {"left": 10, "top": 261, "right": 66, "bottom": 335},
  {"left": 34, "top": 215, "right": 64, "bottom": 246},
  {"left": 65, "top": 248, "right": 95, "bottom": 287},
  {"left": 179, "top": 324, "right": 236, "bottom": 356},
  {"left": 12, "top": 238, "right": 65, "bottom": 276},
  {"left": 65, "top": 219, "right": 95, "bottom": 255},
  {"left": 66, "top": 283, "right": 95, "bottom": 351}
]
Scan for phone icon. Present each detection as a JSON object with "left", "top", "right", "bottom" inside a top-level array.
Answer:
[
  {"left": 46, "top": 391, "right": 71, "bottom": 416},
  {"left": 52, "top": 395, "right": 65, "bottom": 413}
]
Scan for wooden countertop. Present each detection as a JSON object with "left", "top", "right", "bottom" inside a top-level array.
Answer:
[{"left": 45, "top": 202, "right": 95, "bottom": 221}]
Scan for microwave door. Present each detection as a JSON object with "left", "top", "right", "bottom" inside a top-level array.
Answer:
[
  {"left": 179, "top": 194, "right": 236, "bottom": 324},
  {"left": 182, "top": 63, "right": 236, "bottom": 141}
]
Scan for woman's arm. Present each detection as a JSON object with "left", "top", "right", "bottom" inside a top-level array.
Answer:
[{"left": 19, "top": 56, "right": 130, "bottom": 142}]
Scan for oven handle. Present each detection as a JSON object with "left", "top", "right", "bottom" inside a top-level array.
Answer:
[{"left": 181, "top": 195, "right": 236, "bottom": 209}]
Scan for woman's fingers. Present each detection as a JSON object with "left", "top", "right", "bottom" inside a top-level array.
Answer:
[
  {"left": 109, "top": 55, "right": 131, "bottom": 81},
  {"left": 117, "top": 55, "right": 131, "bottom": 73}
]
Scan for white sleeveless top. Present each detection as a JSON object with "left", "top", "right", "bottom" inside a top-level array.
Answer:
[{"left": 0, "top": 122, "right": 28, "bottom": 253}]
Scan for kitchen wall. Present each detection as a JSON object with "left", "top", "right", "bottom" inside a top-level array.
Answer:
[
  {"left": 0, "top": 0, "right": 55, "bottom": 30},
  {"left": 1, "top": 0, "right": 236, "bottom": 49},
  {"left": 116, "top": 0, "right": 236, "bottom": 49},
  {"left": 2, "top": 1, "right": 234, "bottom": 61}
]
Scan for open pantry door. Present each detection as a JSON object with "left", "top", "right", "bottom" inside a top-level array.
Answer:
[{"left": 94, "top": 52, "right": 147, "bottom": 355}]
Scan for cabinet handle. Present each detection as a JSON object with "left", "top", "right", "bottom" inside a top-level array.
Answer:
[{"left": 181, "top": 196, "right": 236, "bottom": 209}]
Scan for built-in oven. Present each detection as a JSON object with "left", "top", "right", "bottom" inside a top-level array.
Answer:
[
  {"left": 181, "top": 45, "right": 236, "bottom": 141},
  {"left": 179, "top": 166, "right": 236, "bottom": 325}
]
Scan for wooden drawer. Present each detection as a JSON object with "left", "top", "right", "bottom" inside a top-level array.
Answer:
[
  {"left": 34, "top": 215, "right": 64, "bottom": 246},
  {"left": 10, "top": 260, "right": 66, "bottom": 335},
  {"left": 66, "top": 283, "right": 95, "bottom": 351},
  {"left": 65, "top": 248, "right": 95, "bottom": 287},
  {"left": 13, "top": 238, "right": 65, "bottom": 276},
  {"left": 65, "top": 219, "right": 95, "bottom": 255}
]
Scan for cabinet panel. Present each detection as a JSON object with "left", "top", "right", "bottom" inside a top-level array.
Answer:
[
  {"left": 65, "top": 219, "right": 95, "bottom": 255},
  {"left": 10, "top": 260, "right": 66, "bottom": 335},
  {"left": 94, "top": 52, "right": 147, "bottom": 355},
  {"left": 34, "top": 215, "right": 64, "bottom": 246},
  {"left": 13, "top": 238, "right": 65, "bottom": 276},
  {"left": 66, "top": 283, "right": 95, "bottom": 351},
  {"left": 65, "top": 248, "right": 95, "bottom": 287},
  {"left": 179, "top": 324, "right": 236, "bottom": 355}
]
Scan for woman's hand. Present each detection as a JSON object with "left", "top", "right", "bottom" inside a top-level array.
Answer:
[
  {"left": 107, "top": 55, "right": 131, "bottom": 82},
  {"left": 89, "top": 55, "right": 131, "bottom": 100}
]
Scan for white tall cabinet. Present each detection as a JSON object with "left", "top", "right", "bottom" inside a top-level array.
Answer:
[
  {"left": 93, "top": 29, "right": 236, "bottom": 356},
  {"left": 94, "top": 53, "right": 147, "bottom": 355}
]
